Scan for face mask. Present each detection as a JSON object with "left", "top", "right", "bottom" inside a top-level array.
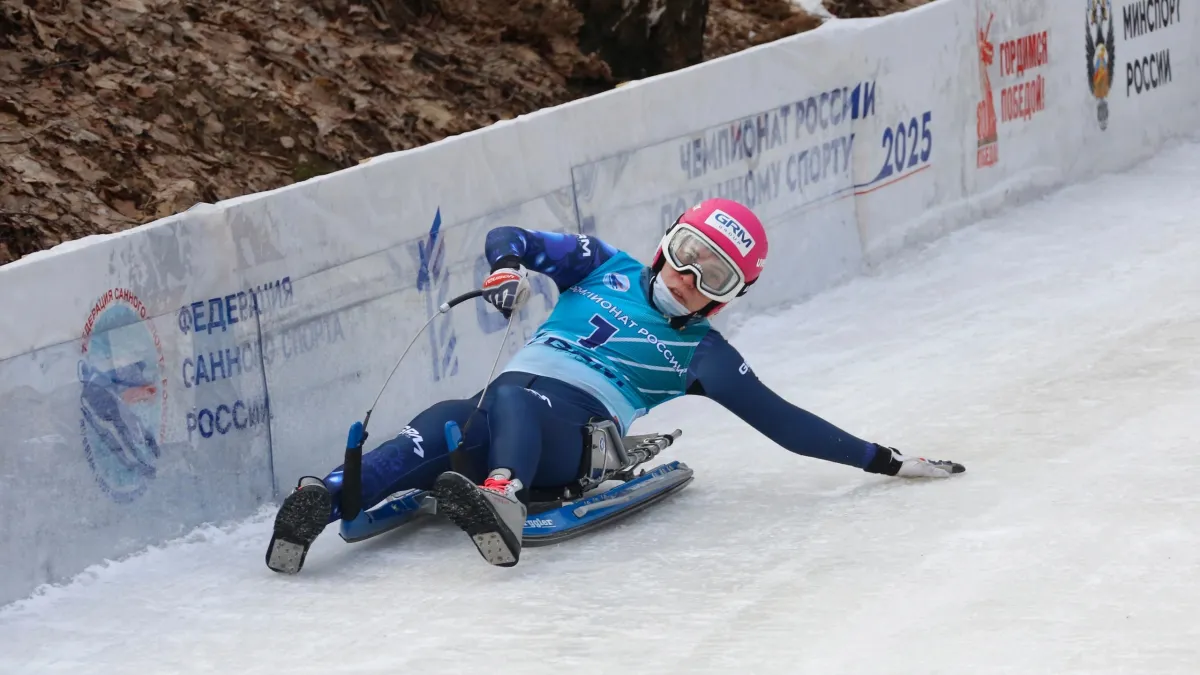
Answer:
[{"left": 651, "top": 273, "right": 693, "bottom": 317}]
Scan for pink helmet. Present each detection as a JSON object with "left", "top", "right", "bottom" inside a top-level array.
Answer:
[{"left": 652, "top": 198, "right": 769, "bottom": 317}]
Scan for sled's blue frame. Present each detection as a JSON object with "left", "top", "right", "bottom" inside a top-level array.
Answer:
[{"left": 339, "top": 461, "right": 694, "bottom": 546}]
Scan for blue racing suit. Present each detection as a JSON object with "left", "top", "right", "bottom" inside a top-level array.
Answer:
[{"left": 321, "top": 228, "right": 884, "bottom": 520}]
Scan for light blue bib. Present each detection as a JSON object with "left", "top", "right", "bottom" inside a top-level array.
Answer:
[{"left": 502, "top": 252, "right": 712, "bottom": 432}]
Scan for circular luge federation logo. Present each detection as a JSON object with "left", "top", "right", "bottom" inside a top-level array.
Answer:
[{"left": 79, "top": 289, "right": 168, "bottom": 503}]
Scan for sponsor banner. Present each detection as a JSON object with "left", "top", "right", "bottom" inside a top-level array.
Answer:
[
  {"left": 1077, "top": 0, "right": 1199, "bottom": 176},
  {"left": 573, "top": 78, "right": 872, "bottom": 240},
  {"left": 959, "top": 0, "right": 1194, "bottom": 232},
  {"left": 1120, "top": 0, "right": 1183, "bottom": 99},
  {"left": 0, "top": 284, "right": 273, "bottom": 606},
  {"left": 975, "top": 7, "right": 1051, "bottom": 169},
  {"left": 971, "top": 0, "right": 1057, "bottom": 175},
  {"left": 851, "top": 0, "right": 976, "bottom": 262}
]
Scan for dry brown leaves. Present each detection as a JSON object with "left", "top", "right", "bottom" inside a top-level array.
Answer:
[
  {"left": 705, "top": 0, "right": 823, "bottom": 61},
  {"left": 824, "top": 0, "right": 936, "bottom": 19},
  {"left": 0, "top": 0, "right": 611, "bottom": 264}
]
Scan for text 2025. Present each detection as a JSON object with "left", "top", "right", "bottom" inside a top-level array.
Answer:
[{"left": 877, "top": 111, "right": 933, "bottom": 181}]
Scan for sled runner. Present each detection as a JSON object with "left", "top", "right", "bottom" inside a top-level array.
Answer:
[{"left": 338, "top": 421, "right": 693, "bottom": 546}]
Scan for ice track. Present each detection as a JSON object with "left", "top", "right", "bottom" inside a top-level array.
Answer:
[{"left": 4, "top": 143, "right": 1200, "bottom": 674}]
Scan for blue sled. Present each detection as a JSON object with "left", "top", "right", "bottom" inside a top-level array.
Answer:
[{"left": 339, "top": 461, "right": 694, "bottom": 546}]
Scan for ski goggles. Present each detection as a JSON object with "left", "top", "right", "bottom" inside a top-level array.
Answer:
[{"left": 660, "top": 224, "right": 747, "bottom": 304}]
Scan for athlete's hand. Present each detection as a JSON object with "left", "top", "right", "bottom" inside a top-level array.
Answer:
[{"left": 481, "top": 265, "right": 530, "bottom": 319}]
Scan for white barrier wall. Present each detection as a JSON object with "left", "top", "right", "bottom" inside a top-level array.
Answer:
[{"left": 1, "top": 0, "right": 1197, "bottom": 605}]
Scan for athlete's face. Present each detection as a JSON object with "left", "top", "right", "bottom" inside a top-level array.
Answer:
[{"left": 659, "top": 264, "right": 712, "bottom": 313}]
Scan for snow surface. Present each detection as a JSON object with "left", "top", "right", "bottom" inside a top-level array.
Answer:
[
  {"left": 4, "top": 142, "right": 1200, "bottom": 673},
  {"left": 794, "top": 0, "right": 834, "bottom": 19}
]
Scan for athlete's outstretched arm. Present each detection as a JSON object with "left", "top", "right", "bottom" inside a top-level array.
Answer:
[
  {"left": 485, "top": 227, "right": 618, "bottom": 291},
  {"left": 685, "top": 331, "right": 888, "bottom": 471}
]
